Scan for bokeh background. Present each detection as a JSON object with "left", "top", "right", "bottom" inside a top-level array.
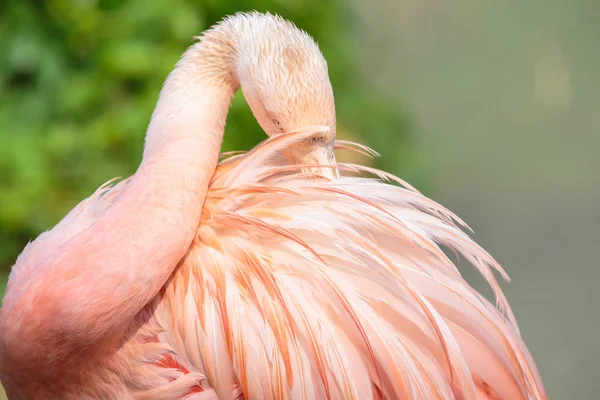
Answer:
[{"left": 1, "top": 0, "right": 597, "bottom": 398}]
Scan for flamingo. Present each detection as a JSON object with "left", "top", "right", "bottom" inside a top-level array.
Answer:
[{"left": 0, "top": 12, "right": 546, "bottom": 400}]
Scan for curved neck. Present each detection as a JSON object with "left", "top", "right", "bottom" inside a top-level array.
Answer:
[
  {"left": 143, "top": 41, "right": 239, "bottom": 162},
  {"left": 1, "top": 34, "right": 243, "bottom": 378},
  {"left": 71, "top": 41, "right": 242, "bottom": 341}
]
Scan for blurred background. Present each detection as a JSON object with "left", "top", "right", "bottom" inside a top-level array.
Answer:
[{"left": 0, "top": 0, "right": 597, "bottom": 398}]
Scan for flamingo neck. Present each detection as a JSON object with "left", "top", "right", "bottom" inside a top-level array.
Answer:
[
  {"left": 78, "top": 35, "right": 246, "bottom": 338},
  {"left": 1, "top": 24, "right": 246, "bottom": 374},
  {"left": 142, "top": 38, "right": 240, "bottom": 163}
]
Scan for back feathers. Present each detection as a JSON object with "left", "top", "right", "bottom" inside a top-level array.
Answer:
[{"left": 116, "top": 131, "right": 546, "bottom": 399}]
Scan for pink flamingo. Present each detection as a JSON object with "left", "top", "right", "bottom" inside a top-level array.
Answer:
[{"left": 0, "top": 13, "right": 546, "bottom": 400}]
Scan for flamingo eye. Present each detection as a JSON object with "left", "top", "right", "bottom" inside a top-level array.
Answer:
[{"left": 307, "top": 135, "right": 325, "bottom": 145}]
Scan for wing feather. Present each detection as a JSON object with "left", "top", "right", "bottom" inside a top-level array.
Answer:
[{"left": 130, "top": 138, "right": 545, "bottom": 399}]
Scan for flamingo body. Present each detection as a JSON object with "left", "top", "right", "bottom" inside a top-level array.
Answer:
[{"left": 0, "top": 12, "right": 546, "bottom": 400}]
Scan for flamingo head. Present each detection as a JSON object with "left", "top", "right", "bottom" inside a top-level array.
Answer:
[{"left": 231, "top": 13, "right": 339, "bottom": 179}]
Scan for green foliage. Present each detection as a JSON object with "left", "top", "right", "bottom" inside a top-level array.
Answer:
[{"left": 0, "top": 0, "right": 412, "bottom": 294}]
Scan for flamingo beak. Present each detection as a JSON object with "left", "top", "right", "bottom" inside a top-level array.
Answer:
[
  {"left": 296, "top": 141, "right": 340, "bottom": 180},
  {"left": 279, "top": 126, "right": 339, "bottom": 180}
]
